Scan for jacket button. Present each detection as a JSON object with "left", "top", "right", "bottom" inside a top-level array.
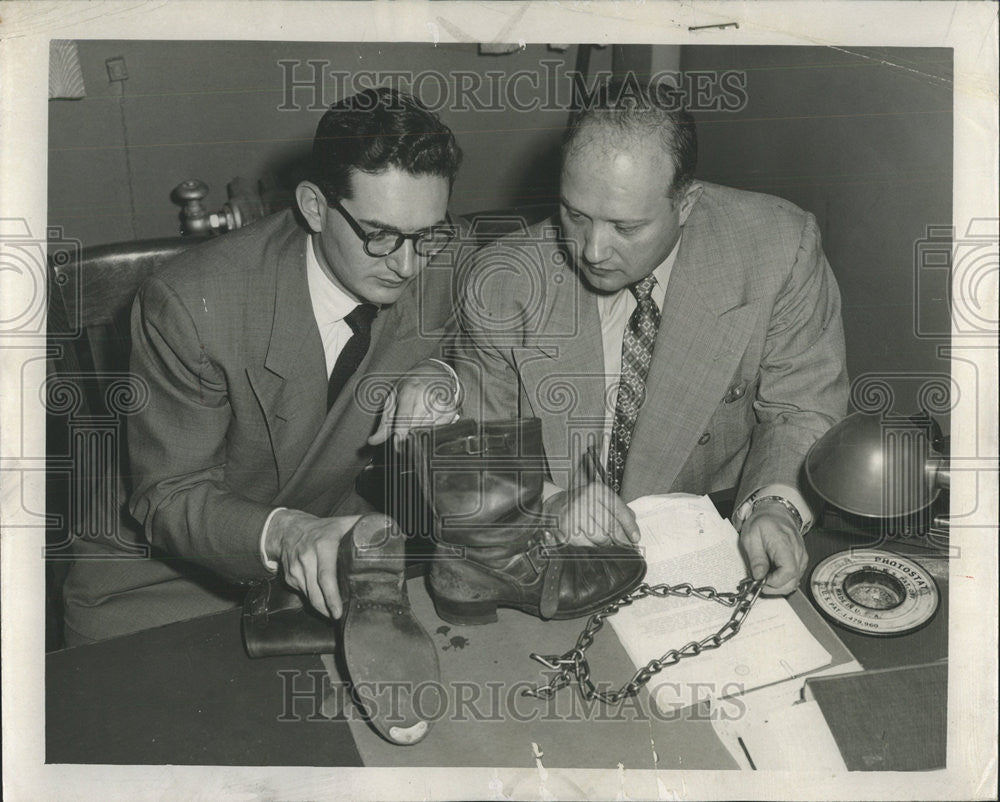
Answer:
[
  {"left": 725, "top": 382, "right": 746, "bottom": 403},
  {"left": 698, "top": 432, "right": 711, "bottom": 445}
]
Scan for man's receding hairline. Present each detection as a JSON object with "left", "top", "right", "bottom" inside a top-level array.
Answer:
[
  {"left": 563, "top": 121, "right": 684, "bottom": 199},
  {"left": 563, "top": 112, "right": 694, "bottom": 201},
  {"left": 567, "top": 115, "right": 681, "bottom": 153}
]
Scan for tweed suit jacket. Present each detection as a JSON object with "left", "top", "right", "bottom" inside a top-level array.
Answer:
[
  {"left": 453, "top": 182, "right": 849, "bottom": 507},
  {"left": 62, "top": 210, "right": 457, "bottom": 641}
]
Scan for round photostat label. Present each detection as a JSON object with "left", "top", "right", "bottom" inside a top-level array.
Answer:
[{"left": 810, "top": 549, "right": 940, "bottom": 636}]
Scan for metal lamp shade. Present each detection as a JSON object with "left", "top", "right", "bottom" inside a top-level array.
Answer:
[{"left": 805, "top": 412, "right": 944, "bottom": 518}]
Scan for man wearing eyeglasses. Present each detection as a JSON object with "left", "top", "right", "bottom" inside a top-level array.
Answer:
[{"left": 63, "top": 89, "right": 461, "bottom": 654}]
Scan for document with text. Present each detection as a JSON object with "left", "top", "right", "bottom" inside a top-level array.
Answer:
[{"left": 609, "top": 494, "right": 833, "bottom": 712}]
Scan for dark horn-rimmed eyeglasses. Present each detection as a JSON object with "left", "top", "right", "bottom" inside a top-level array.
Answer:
[{"left": 331, "top": 200, "right": 457, "bottom": 258}]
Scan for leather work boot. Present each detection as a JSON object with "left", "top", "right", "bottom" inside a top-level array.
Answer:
[
  {"left": 338, "top": 514, "right": 439, "bottom": 745},
  {"left": 242, "top": 514, "right": 439, "bottom": 746},
  {"left": 408, "top": 418, "right": 646, "bottom": 625}
]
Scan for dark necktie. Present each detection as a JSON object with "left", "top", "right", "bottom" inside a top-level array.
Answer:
[
  {"left": 327, "top": 303, "right": 378, "bottom": 411},
  {"left": 606, "top": 275, "right": 660, "bottom": 493}
]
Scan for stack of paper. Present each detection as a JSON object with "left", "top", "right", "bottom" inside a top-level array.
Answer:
[
  {"left": 713, "top": 697, "right": 849, "bottom": 770},
  {"left": 609, "top": 494, "right": 833, "bottom": 712}
]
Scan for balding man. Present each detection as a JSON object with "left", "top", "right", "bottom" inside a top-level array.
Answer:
[{"left": 446, "top": 79, "right": 848, "bottom": 598}]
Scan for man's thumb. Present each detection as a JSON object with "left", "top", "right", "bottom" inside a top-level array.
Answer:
[
  {"left": 367, "top": 389, "right": 397, "bottom": 445},
  {"left": 742, "top": 534, "right": 769, "bottom": 580}
]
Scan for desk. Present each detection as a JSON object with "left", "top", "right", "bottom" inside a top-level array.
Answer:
[
  {"left": 46, "top": 608, "right": 361, "bottom": 766},
  {"left": 46, "top": 519, "right": 946, "bottom": 768},
  {"left": 46, "top": 584, "right": 742, "bottom": 769}
]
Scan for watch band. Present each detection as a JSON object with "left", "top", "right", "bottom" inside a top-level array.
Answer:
[
  {"left": 744, "top": 494, "right": 805, "bottom": 534},
  {"left": 426, "top": 358, "right": 462, "bottom": 408}
]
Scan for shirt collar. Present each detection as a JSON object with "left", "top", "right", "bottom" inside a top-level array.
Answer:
[
  {"left": 647, "top": 234, "right": 681, "bottom": 309},
  {"left": 306, "top": 234, "right": 365, "bottom": 327},
  {"left": 595, "top": 233, "right": 681, "bottom": 314}
]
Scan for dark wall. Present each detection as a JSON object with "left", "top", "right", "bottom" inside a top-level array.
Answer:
[
  {"left": 680, "top": 46, "right": 953, "bottom": 426},
  {"left": 48, "top": 41, "right": 577, "bottom": 248}
]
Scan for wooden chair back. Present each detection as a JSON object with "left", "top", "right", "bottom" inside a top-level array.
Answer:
[
  {"left": 48, "top": 237, "right": 206, "bottom": 413},
  {"left": 45, "top": 236, "right": 206, "bottom": 649}
]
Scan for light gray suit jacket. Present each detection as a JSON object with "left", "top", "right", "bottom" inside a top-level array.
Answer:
[
  {"left": 453, "top": 183, "right": 848, "bottom": 506},
  {"left": 63, "top": 210, "right": 456, "bottom": 641}
]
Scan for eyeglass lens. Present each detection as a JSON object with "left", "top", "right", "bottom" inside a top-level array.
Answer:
[{"left": 366, "top": 228, "right": 454, "bottom": 257}]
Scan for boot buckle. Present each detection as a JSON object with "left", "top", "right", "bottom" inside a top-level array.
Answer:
[
  {"left": 435, "top": 435, "right": 492, "bottom": 456},
  {"left": 463, "top": 436, "right": 488, "bottom": 455},
  {"left": 524, "top": 542, "right": 548, "bottom": 576},
  {"left": 457, "top": 433, "right": 512, "bottom": 455}
]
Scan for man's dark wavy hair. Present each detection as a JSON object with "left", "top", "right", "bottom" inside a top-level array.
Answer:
[
  {"left": 309, "top": 87, "right": 463, "bottom": 202},
  {"left": 563, "top": 77, "right": 697, "bottom": 199}
]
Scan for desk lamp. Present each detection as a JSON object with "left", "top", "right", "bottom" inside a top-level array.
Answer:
[
  {"left": 803, "top": 411, "right": 949, "bottom": 635},
  {"left": 805, "top": 411, "right": 950, "bottom": 519}
]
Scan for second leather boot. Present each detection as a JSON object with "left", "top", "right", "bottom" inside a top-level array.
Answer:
[
  {"left": 338, "top": 514, "right": 439, "bottom": 745},
  {"left": 243, "top": 513, "right": 438, "bottom": 746},
  {"left": 409, "top": 417, "right": 646, "bottom": 625}
]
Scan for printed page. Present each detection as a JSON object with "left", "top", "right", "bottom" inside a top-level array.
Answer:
[{"left": 609, "top": 494, "right": 833, "bottom": 712}]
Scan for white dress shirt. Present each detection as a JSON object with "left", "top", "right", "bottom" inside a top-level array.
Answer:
[{"left": 306, "top": 235, "right": 366, "bottom": 375}]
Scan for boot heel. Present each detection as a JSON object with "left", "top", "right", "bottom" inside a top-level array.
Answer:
[{"left": 433, "top": 596, "right": 499, "bottom": 626}]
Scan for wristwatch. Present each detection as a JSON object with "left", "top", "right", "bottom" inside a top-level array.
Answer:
[{"left": 735, "top": 493, "right": 806, "bottom": 535}]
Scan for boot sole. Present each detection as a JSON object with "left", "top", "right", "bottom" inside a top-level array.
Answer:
[
  {"left": 430, "top": 566, "right": 648, "bottom": 625},
  {"left": 432, "top": 594, "right": 626, "bottom": 625},
  {"left": 432, "top": 595, "right": 500, "bottom": 626},
  {"left": 342, "top": 514, "right": 439, "bottom": 746}
]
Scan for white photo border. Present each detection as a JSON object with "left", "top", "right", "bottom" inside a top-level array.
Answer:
[{"left": 2, "top": 2, "right": 997, "bottom": 800}]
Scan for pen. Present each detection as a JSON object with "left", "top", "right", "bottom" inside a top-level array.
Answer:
[
  {"left": 737, "top": 737, "right": 757, "bottom": 770},
  {"left": 586, "top": 443, "right": 609, "bottom": 486},
  {"left": 586, "top": 442, "right": 641, "bottom": 546}
]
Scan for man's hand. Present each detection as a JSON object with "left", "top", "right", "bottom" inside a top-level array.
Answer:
[
  {"left": 738, "top": 501, "right": 808, "bottom": 595},
  {"left": 264, "top": 509, "right": 362, "bottom": 618},
  {"left": 543, "top": 481, "right": 640, "bottom": 548},
  {"left": 368, "top": 360, "right": 459, "bottom": 446}
]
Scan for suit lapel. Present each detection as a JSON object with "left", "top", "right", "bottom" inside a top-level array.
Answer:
[
  {"left": 246, "top": 222, "right": 328, "bottom": 488},
  {"left": 622, "top": 199, "right": 760, "bottom": 500}
]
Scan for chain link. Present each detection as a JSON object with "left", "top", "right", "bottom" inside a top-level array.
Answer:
[{"left": 523, "top": 577, "right": 765, "bottom": 704}]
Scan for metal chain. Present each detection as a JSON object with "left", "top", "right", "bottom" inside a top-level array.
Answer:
[{"left": 523, "top": 576, "right": 766, "bottom": 704}]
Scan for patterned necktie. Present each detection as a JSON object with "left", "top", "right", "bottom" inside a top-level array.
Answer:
[
  {"left": 327, "top": 303, "right": 378, "bottom": 411},
  {"left": 606, "top": 275, "right": 661, "bottom": 493}
]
